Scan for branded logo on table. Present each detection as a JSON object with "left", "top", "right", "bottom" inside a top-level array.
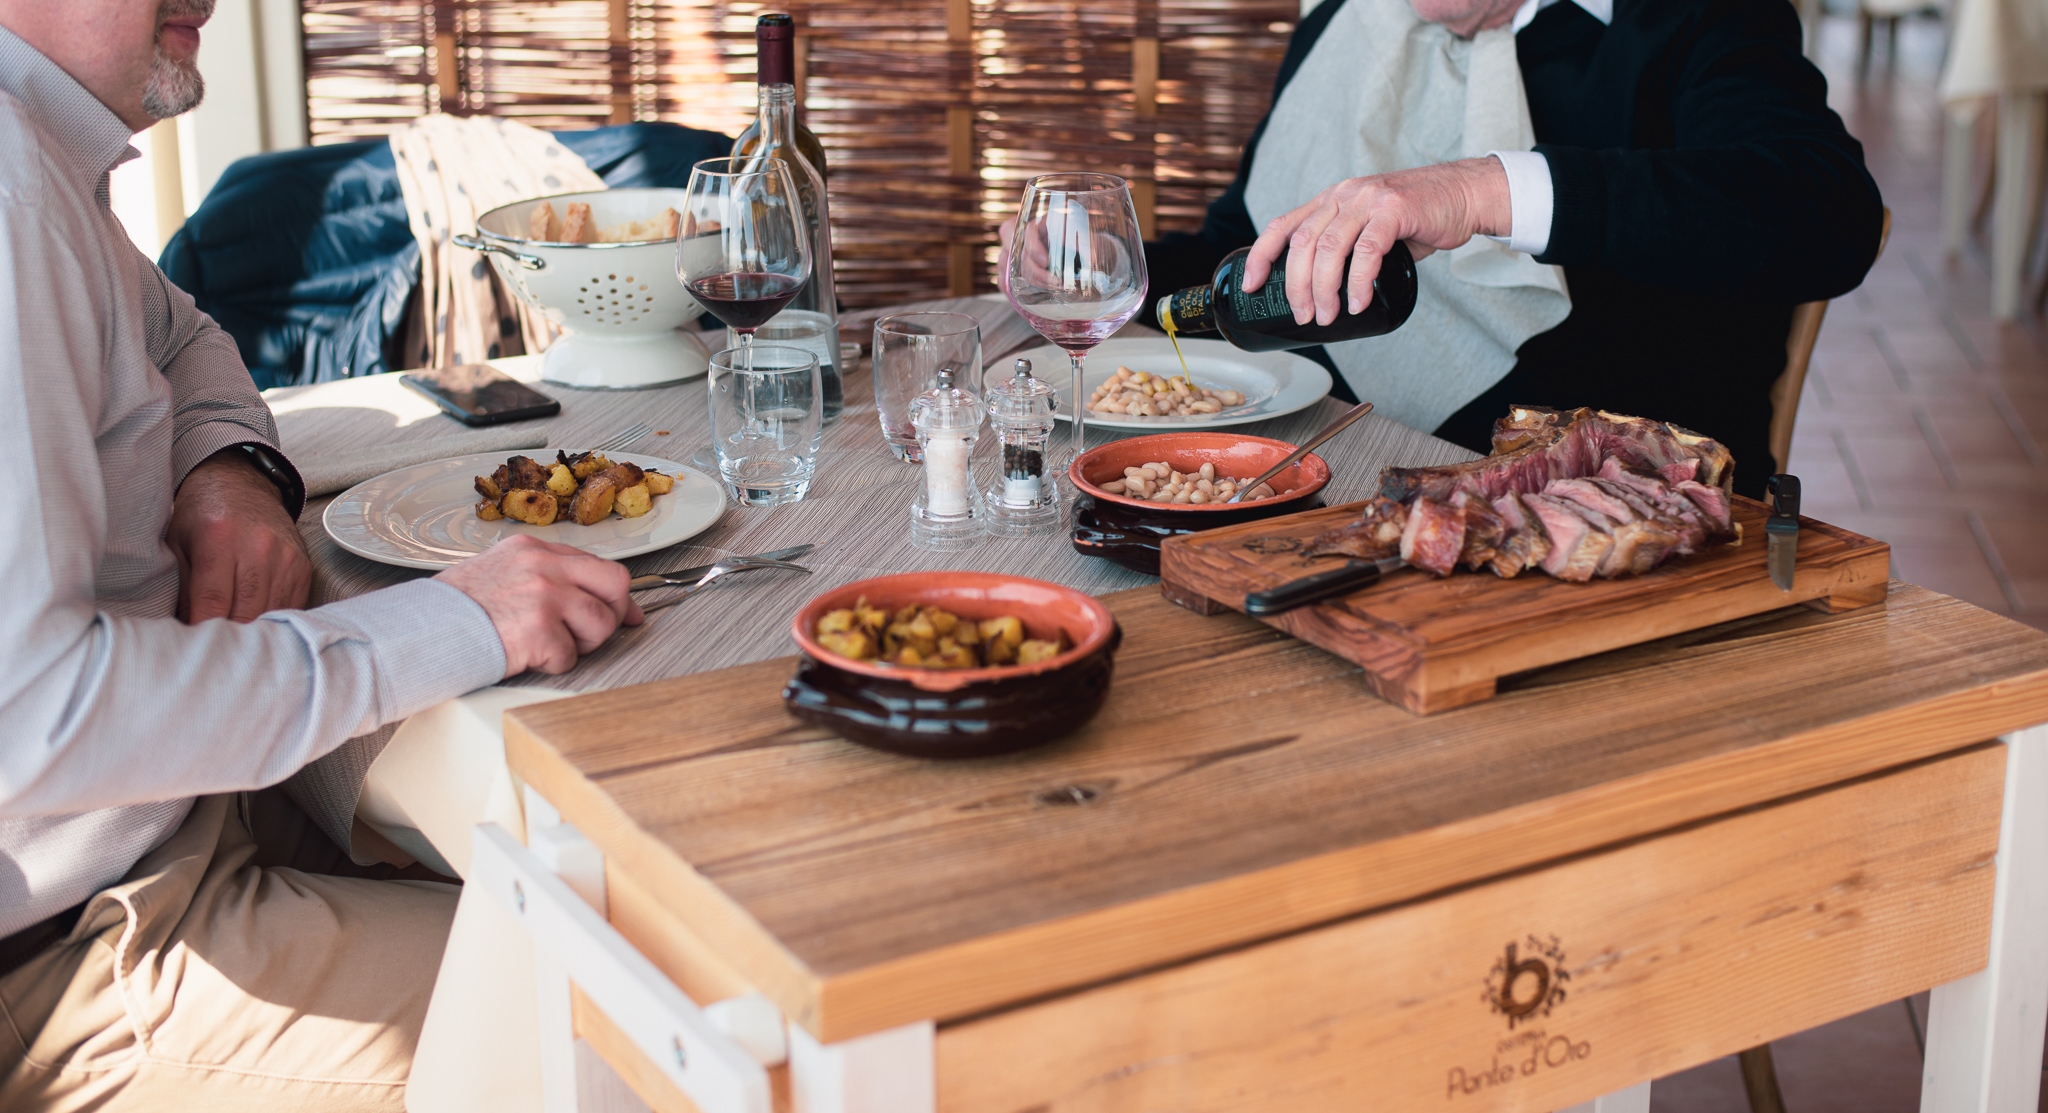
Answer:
[
  {"left": 1447, "top": 934, "right": 1591, "bottom": 1101},
  {"left": 1485, "top": 934, "right": 1569, "bottom": 1028}
]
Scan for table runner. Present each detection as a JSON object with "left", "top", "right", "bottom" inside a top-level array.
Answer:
[{"left": 273, "top": 296, "right": 1475, "bottom": 696}]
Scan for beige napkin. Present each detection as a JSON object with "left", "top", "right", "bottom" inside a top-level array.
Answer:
[{"left": 298, "top": 427, "right": 551, "bottom": 498}]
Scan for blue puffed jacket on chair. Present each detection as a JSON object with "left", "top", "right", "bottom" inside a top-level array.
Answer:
[{"left": 159, "top": 122, "right": 731, "bottom": 390}]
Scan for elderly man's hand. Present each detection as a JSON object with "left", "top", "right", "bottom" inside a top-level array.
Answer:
[
  {"left": 1242, "top": 157, "right": 1513, "bottom": 327},
  {"left": 435, "top": 535, "right": 643, "bottom": 677},
  {"left": 168, "top": 449, "right": 313, "bottom": 623}
]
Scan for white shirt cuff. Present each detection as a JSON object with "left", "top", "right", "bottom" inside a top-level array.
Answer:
[{"left": 1483, "top": 150, "right": 1555, "bottom": 257}]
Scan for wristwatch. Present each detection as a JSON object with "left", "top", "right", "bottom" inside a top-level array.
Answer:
[{"left": 235, "top": 443, "right": 306, "bottom": 521}]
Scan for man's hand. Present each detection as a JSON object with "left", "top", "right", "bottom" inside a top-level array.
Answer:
[
  {"left": 168, "top": 449, "right": 313, "bottom": 623},
  {"left": 1242, "top": 157, "right": 1513, "bottom": 327},
  {"left": 434, "top": 534, "right": 644, "bottom": 677}
]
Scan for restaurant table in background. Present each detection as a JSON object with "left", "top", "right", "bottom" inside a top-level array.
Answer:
[
  {"left": 264, "top": 295, "right": 1474, "bottom": 1112},
  {"left": 1938, "top": 0, "right": 2048, "bottom": 319}
]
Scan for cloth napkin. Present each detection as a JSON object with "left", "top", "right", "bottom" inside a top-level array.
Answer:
[
  {"left": 297, "top": 427, "right": 551, "bottom": 498},
  {"left": 1243, "top": 0, "right": 1572, "bottom": 434}
]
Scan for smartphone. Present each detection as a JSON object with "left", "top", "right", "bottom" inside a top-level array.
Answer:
[{"left": 401, "top": 364, "right": 561, "bottom": 426}]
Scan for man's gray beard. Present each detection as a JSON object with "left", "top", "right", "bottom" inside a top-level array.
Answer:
[{"left": 140, "top": 49, "right": 204, "bottom": 119}]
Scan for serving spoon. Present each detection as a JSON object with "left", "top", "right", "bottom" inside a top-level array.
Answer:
[{"left": 1224, "top": 400, "right": 1375, "bottom": 504}]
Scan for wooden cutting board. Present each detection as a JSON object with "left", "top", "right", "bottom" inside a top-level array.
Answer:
[{"left": 1158, "top": 494, "right": 1891, "bottom": 714}]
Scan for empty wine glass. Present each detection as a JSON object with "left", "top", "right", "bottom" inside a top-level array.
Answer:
[
  {"left": 1003, "top": 173, "right": 1147, "bottom": 471},
  {"left": 678, "top": 156, "right": 812, "bottom": 469}
]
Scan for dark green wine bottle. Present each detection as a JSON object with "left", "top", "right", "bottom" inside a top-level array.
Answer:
[{"left": 1159, "top": 242, "right": 1418, "bottom": 353}]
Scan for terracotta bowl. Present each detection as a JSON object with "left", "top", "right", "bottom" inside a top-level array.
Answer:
[
  {"left": 1068, "top": 432, "right": 1331, "bottom": 575},
  {"left": 783, "top": 573, "right": 1122, "bottom": 759}
]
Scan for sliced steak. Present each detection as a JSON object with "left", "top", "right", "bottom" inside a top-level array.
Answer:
[
  {"left": 1545, "top": 477, "right": 1637, "bottom": 524},
  {"left": 1675, "top": 480, "right": 1735, "bottom": 535},
  {"left": 1303, "top": 497, "right": 1407, "bottom": 561},
  {"left": 1399, "top": 497, "right": 1467, "bottom": 577},
  {"left": 1381, "top": 406, "right": 1732, "bottom": 504},
  {"left": 1449, "top": 490, "right": 1506, "bottom": 571},
  {"left": 1487, "top": 492, "right": 1552, "bottom": 578},
  {"left": 1523, "top": 494, "right": 1611, "bottom": 583}
]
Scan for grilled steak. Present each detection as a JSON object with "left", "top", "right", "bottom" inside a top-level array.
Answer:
[
  {"left": 1380, "top": 406, "right": 1735, "bottom": 504},
  {"left": 1303, "top": 497, "right": 1407, "bottom": 561},
  {"left": 1523, "top": 494, "right": 1611, "bottom": 582},
  {"left": 1450, "top": 490, "right": 1506, "bottom": 571},
  {"left": 1487, "top": 492, "right": 1552, "bottom": 578},
  {"left": 1399, "top": 497, "right": 1467, "bottom": 577}
]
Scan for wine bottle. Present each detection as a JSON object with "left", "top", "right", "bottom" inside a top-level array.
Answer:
[
  {"left": 734, "top": 13, "right": 842, "bottom": 421},
  {"left": 1157, "top": 242, "right": 1418, "bottom": 353}
]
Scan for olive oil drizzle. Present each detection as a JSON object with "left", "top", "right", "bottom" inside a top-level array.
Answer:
[{"left": 1162, "top": 305, "right": 1191, "bottom": 379}]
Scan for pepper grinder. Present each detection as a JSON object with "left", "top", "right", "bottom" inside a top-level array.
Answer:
[
  {"left": 983, "top": 357, "right": 1062, "bottom": 536},
  {"left": 908, "top": 366, "right": 985, "bottom": 550}
]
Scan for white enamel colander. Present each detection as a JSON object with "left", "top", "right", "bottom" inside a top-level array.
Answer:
[{"left": 456, "top": 188, "right": 710, "bottom": 389}]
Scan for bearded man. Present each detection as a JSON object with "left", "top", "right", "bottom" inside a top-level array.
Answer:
[
  {"left": 1144, "top": 0, "right": 1885, "bottom": 495},
  {"left": 0, "top": 1, "right": 645, "bottom": 1108}
]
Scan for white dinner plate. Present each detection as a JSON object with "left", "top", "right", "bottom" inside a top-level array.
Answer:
[
  {"left": 1020, "top": 337, "right": 1332, "bottom": 431},
  {"left": 324, "top": 452, "right": 726, "bottom": 570}
]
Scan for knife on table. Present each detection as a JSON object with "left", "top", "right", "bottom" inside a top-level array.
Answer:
[
  {"left": 1765, "top": 474, "right": 1800, "bottom": 592},
  {"left": 1243, "top": 558, "right": 1405, "bottom": 616},
  {"left": 628, "top": 544, "right": 815, "bottom": 591}
]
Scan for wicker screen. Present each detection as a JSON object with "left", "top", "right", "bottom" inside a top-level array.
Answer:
[{"left": 301, "top": 0, "right": 1295, "bottom": 306}]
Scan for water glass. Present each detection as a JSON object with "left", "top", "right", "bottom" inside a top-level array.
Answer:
[
  {"left": 755, "top": 308, "right": 843, "bottom": 424},
  {"left": 873, "top": 312, "right": 981, "bottom": 463},
  {"left": 708, "top": 345, "right": 823, "bottom": 506}
]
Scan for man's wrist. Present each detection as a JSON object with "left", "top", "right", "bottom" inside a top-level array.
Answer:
[{"left": 192, "top": 444, "right": 306, "bottom": 521}]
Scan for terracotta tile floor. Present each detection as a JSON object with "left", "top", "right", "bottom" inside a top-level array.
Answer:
[{"left": 1649, "top": 10, "right": 2047, "bottom": 1112}]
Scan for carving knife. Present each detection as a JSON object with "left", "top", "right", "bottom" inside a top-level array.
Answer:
[
  {"left": 1243, "top": 557, "right": 1404, "bottom": 616},
  {"left": 1765, "top": 474, "right": 1800, "bottom": 592},
  {"left": 628, "top": 545, "right": 814, "bottom": 591}
]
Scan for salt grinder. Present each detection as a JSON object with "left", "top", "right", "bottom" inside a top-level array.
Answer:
[
  {"left": 984, "top": 357, "right": 1061, "bottom": 535},
  {"left": 908, "top": 366, "right": 985, "bottom": 550}
]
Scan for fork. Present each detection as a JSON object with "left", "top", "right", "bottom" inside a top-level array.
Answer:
[
  {"left": 637, "top": 557, "right": 812, "bottom": 615},
  {"left": 581, "top": 421, "right": 652, "bottom": 455}
]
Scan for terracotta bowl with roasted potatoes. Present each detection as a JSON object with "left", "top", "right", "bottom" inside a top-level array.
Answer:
[{"left": 783, "top": 573, "right": 1121, "bottom": 759}]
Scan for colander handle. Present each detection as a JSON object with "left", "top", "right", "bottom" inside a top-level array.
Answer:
[{"left": 452, "top": 233, "right": 547, "bottom": 271}]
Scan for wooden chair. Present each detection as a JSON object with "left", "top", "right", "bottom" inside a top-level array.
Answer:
[{"left": 1766, "top": 206, "right": 1894, "bottom": 475}]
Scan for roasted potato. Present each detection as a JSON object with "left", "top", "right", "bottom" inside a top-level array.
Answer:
[
  {"left": 569, "top": 476, "right": 618, "bottom": 525},
  {"left": 817, "top": 629, "right": 875, "bottom": 660},
  {"left": 1016, "top": 638, "right": 1064, "bottom": 665},
  {"left": 501, "top": 488, "right": 558, "bottom": 526},
  {"left": 558, "top": 450, "right": 613, "bottom": 481},
  {"left": 979, "top": 616, "right": 1024, "bottom": 650},
  {"left": 475, "top": 474, "right": 504, "bottom": 502},
  {"left": 594, "top": 462, "right": 645, "bottom": 491},
  {"left": 614, "top": 483, "right": 652, "bottom": 518},
  {"left": 475, "top": 497, "right": 503, "bottom": 521},
  {"left": 818, "top": 609, "right": 858, "bottom": 635},
  {"left": 546, "top": 464, "right": 577, "bottom": 497},
  {"left": 505, "top": 455, "right": 551, "bottom": 492},
  {"left": 643, "top": 470, "right": 676, "bottom": 495}
]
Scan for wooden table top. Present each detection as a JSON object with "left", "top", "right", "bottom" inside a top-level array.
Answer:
[{"left": 506, "top": 579, "right": 2048, "bottom": 1042}]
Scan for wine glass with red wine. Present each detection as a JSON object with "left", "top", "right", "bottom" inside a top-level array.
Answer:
[
  {"left": 1003, "top": 173, "right": 1148, "bottom": 477},
  {"left": 677, "top": 156, "right": 814, "bottom": 469}
]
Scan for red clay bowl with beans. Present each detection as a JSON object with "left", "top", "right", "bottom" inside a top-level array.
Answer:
[
  {"left": 783, "top": 572, "right": 1121, "bottom": 759},
  {"left": 1068, "top": 433, "right": 1331, "bottom": 574}
]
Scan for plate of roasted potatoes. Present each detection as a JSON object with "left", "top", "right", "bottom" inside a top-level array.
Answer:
[{"left": 323, "top": 451, "right": 725, "bottom": 569}]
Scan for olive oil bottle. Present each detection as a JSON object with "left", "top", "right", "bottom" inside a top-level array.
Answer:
[{"left": 1158, "top": 242, "right": 1419, "bottom": 353}]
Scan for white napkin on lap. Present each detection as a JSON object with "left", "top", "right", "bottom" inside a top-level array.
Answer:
[{"left": 298, "top": 427, "right": 551, "bottom": 498}]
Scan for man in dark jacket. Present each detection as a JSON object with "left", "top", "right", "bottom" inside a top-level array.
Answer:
[{"left": 1144, "top": 0, "right": 1885, "bottom": 495}]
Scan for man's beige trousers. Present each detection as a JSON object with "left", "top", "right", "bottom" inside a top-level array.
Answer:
[{"left": 0, "top": 795, "right": 456, "bottom": 1110}]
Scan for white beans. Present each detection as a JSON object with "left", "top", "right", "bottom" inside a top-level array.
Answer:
[
  {"left": 1087, "top": 366, "right": 1250, "bottom": 418},
  {"left": 1104, "top": 463, "right": 1281, "bottom": 504}
]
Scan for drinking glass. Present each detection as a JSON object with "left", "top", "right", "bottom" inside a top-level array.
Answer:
[
  {"left": 708, "top": 344, "right": 823, "bottom": 506},
  {"left": 678, "top": 156, "right": 813, "bottom": 469},
  {"left": 872, "top": 312, "right": 982, "bottom": 462},
  {"left": 1002, "top": 173, "right": 1147, "bottom": 468}
]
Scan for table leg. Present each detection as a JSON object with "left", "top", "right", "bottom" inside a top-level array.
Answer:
[
  {"left": 1556, "top": 1080, "right": 1651, "bottom": 1113},
  {"left": 788, "top": 1021, "right": 936, "bottom": 1113},
  {"left": 1944, "top": 105, "right": 1979, "bottom": 264},
  {"left": 1921, "top": 725, "right": 2048, "bottom": 1112},
  {"left": 1990, "top": 94, "right": 2045, "bottom": 321}
]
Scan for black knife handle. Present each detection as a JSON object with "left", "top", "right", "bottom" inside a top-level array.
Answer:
[
  {"left": 1243, "top": 561, "right": 1384, "bottom": 616},
  {"left": 1767, "top": 473, "right": 1801, "bottom": 520}
]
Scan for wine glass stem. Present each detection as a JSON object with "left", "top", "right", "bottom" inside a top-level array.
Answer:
[{"left": 1068, "top": 349, "right": 1086, "bottom": 466}]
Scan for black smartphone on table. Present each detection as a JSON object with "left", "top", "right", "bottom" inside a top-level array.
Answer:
[{"left": 400, "top": 364, "right": 561, "bottom": 426}]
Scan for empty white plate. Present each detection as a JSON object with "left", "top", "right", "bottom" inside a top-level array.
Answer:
[
  {"left": 324, "top": 451, "right": 725, "bottom": 570},
  {"left": 1016, "top": 337, "right": 1332, "bottom": 431}
]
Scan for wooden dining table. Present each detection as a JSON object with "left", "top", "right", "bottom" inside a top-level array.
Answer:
[{"left": 271, "top": 299, "right": 2048, "bottom": 1113}]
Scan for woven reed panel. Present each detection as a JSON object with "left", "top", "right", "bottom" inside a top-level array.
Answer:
[{"left": 300, "top": 0, "right": 1293, "bottom": 305}]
